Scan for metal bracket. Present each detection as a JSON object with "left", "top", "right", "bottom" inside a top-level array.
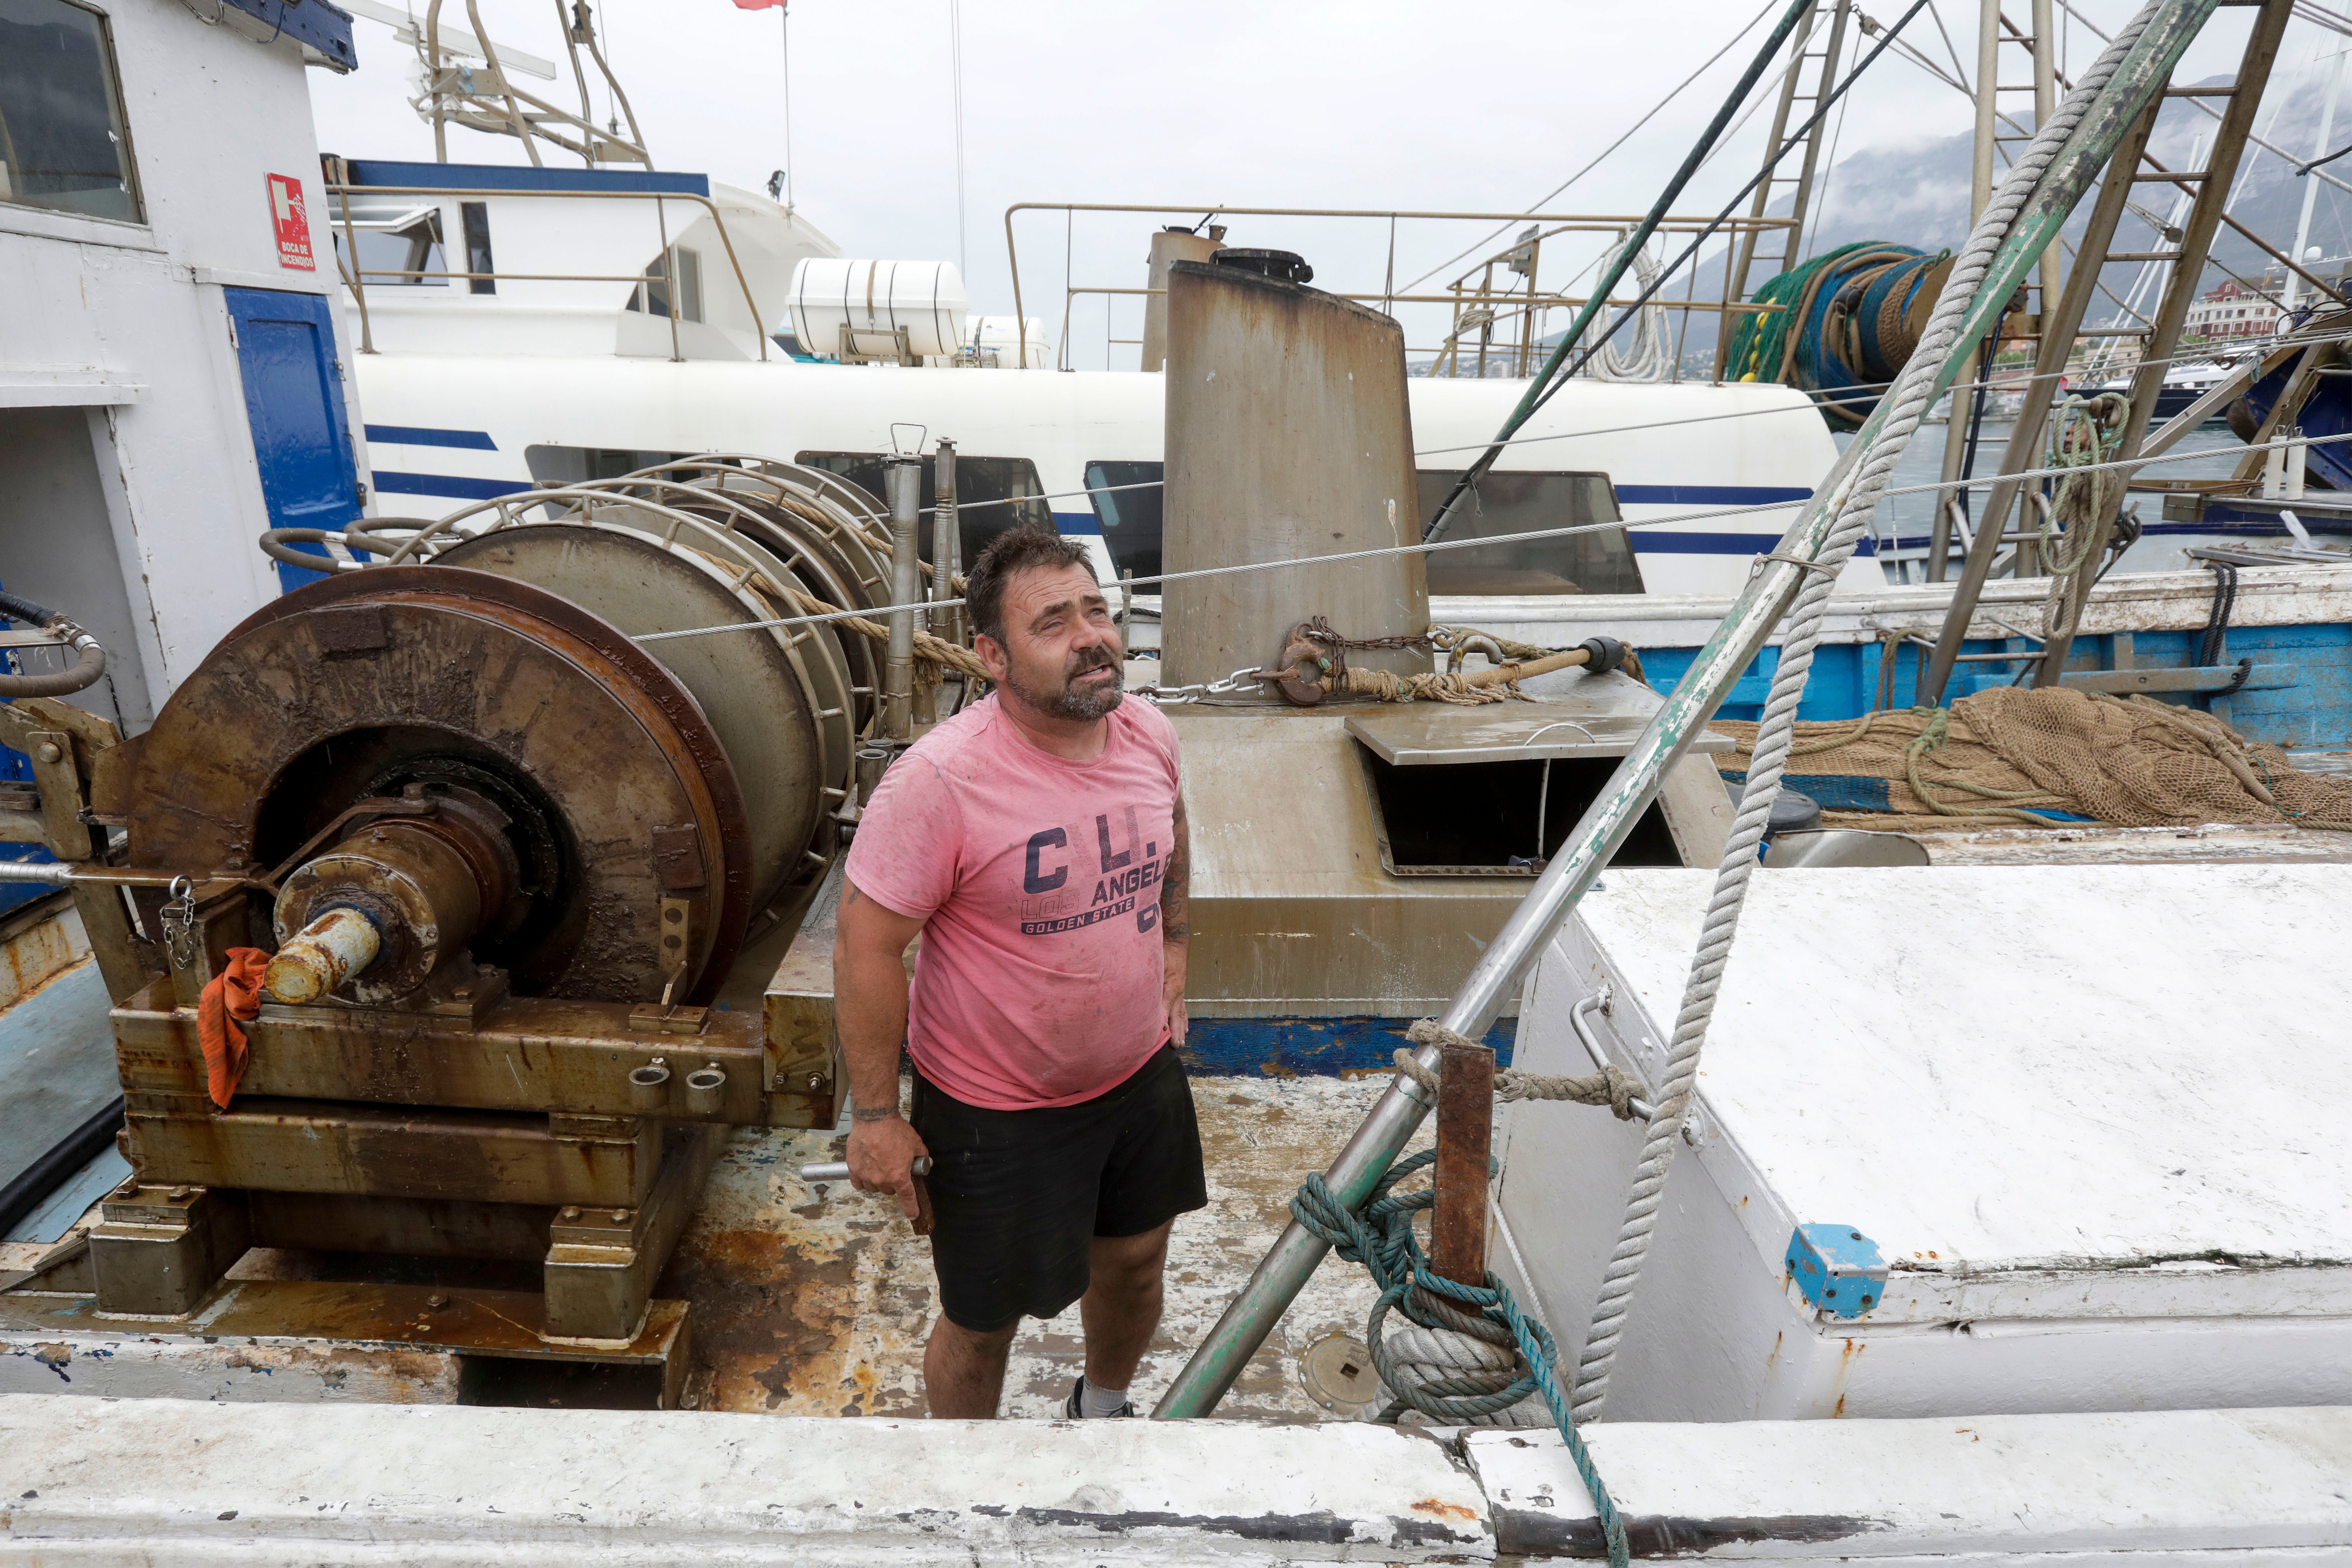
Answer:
[{"left": 1784, "top": 1223, "right": 1886, "bottom": 1320}]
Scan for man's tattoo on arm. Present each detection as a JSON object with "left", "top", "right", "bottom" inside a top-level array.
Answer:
[{"left": 1160, "top": 794, "right": 1190, "bottom": 942}]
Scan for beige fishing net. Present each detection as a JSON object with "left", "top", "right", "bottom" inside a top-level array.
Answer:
[{"left": 1708, "top": 686, "right": 2352, "bottom": 834}]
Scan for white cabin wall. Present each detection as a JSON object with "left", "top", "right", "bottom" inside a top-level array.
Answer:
[
  {"left": 338, "top": 186, "right": 832, "bottom": 362},
  {"left": 0, "top": 0, "right": 365, "bottom": 717},
  {"left": 350, "top": 354, "right": 1851, "bottom": 601}
]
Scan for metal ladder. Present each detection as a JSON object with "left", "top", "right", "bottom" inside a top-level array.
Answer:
[
  {"left": 1914, "top": 0, "right": 2298, "bottom": 704},
  {"left": 1711, "top": 0, "right": 1856, "bottom": 380}
]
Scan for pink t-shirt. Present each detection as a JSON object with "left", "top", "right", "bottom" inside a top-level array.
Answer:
[{"left": 843, "top": 694, "right": 1183, "bottom": 1111}]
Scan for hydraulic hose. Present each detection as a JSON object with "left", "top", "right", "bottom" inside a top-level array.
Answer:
[{"left": 0, "top": 593, "right": 105, "bottom": 700}]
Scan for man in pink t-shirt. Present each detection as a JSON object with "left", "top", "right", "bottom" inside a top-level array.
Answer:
[{"left": 836, "top": 527, "right": 1199, "bottom": 1420}]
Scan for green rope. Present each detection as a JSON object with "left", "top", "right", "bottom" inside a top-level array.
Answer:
[
  {"left": 2040, "top": 392, "right": 2131, "bottom": 576},
  {"left": 1291, "top": 1150, "right": 1632, "bottom": 1568}
]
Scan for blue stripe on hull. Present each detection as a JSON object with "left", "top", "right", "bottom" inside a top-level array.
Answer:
[
  {"left": 1053, "top": 510, "right": 1101, "bottom": 536},
  {"left": 1180, "top": 1015, "right": 1515, "bottom": 1077},
  {"left": 1615, "top": 484, "right": 1814, "bottom": 505},
  {"left": 1632, "top": 530, "right": 1876, "bottom": 558},
  {"left": 364, "top": 425, "right": 499, "bottom": 451},
  {"left": 1643, "top": 623, "right": 2352, "bottom": 749},
  {"left": 374, "top": 471, "right": 534, "bottom": 502}
]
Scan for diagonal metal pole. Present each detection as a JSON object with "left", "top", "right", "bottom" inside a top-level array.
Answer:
[{"left": 1154, "top": 0, "right": 2220, "bottom": 1421}]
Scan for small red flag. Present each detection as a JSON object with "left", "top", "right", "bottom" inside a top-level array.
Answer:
[{"left": 732, "top": 0, "right": 784, "bottom": 9}]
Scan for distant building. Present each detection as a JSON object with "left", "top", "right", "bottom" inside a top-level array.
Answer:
[{"left": 2183, "top": 276, "right": 2282, "bottom": 342}]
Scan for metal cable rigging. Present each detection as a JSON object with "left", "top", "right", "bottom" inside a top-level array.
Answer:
[{"left": 1569, "top": 0, "right": 2175, "bottom": 1422}]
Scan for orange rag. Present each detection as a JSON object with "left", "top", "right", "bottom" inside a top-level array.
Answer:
[{"left": 198, "top": 947, "right": 271, "bottom": 1109}]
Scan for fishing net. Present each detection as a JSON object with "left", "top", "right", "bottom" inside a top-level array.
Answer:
[
  {"left": 1709, "top": 686, "right": 2352, "bottom": 834},
  {"left": 1721, "top": 242, "right": 1952, "bottom": 428}
]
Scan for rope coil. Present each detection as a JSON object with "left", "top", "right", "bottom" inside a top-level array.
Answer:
[{"left": 1288, "top": 1147, "right": 1630, "bottom": 1568}]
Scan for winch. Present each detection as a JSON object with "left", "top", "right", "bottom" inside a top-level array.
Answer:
[{"left": 60, "top": 459, "right": 908, "bottom": 1357}]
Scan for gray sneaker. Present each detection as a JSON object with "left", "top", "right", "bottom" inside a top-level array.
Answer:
[{"left": 1064, "top": 1376, "right": 1135, "bottom": 1418}]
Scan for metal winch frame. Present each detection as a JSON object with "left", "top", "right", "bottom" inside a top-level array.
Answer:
[{"left": 49, "top": 455, "right": 936, "bottom": 1356}]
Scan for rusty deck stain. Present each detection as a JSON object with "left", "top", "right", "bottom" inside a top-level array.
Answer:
[{"left": 660, "top": 1074, "right": 1427, "bottom": 1419}]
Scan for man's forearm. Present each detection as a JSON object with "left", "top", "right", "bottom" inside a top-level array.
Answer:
[{"left": 835, "top": 946, "right": 913, "bottom": 1118}]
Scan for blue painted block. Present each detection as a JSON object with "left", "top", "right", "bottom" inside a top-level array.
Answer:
[
  {"left": 1181, "top": 1016, "right": 1516, "bottom": 1078},
  {"left": 1784, "top": 1223, "right": 1887, "bottom": 1319}
]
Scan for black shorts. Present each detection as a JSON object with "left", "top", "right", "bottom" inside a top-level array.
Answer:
[{"left": 911, "top": 1044, "right": 1208, "bottom": 1333}]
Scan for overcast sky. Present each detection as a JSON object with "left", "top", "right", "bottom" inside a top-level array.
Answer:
[{"left": 308, "top": 1, "right": 2322, "bottom": 368}]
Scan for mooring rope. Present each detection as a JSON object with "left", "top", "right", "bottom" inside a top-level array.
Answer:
[{"left": 1289, "top": 1145, "right": 1630, "bottom": 1568}]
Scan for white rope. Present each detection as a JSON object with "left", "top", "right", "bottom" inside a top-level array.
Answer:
[
  {"left": 1588, "top": 233, "right": 1674, "bottom": 384},
  {"left": 1567, "top": 0, "right": 2166, "bottom": 1424},
  {"left": 1379, "top": 1324, "right": 1551, "bottom": 1428}
]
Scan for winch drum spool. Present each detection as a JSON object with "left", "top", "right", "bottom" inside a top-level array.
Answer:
[
  {"left": 433, "top": 509, "right": 848, "bottom": 904},
  {"left": 553, "top": 472, "right": 893, "bottom": 735},
  {"left": 117, "top": 567, "right": 756, "bottom": 1003}
]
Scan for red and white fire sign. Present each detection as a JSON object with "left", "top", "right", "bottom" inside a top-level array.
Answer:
[{"left": 267, "top": 173, "right": 315, "bottom": 271}]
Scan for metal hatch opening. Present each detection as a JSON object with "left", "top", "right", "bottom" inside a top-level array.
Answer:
[
  {"left": 1358, "top": 748, "right": 1680, "bottom": 877},
  {"left": 1345, "top": 705, "right": 1714, "bottom": 877}
]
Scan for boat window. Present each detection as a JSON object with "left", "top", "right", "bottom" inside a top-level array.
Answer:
[
  {"left": 0, "top": 0, "right": 141, "bottom": 223},
  {"left": 1412, "top": 470, "right": 1643, "bottom": 595},
  {"left": 524, "top": 445, "right": 693, "bottom": 484},
  {"left": 629, "top": 247, "right": 703, "bottom": 323},
  {"left": 1084, "top": 460, "right": 1162, "bottom": 582},
  {"left": 1359, "top": 749, "right": 1679, "bottom": 876},
  {"left": 794, "top": 453, "right": 1053, "bottom": 560},
  {"left": 460, "top": 201, "right": 495, "bottom": 296},
  {"left": 329, "top": 197, "right": 449, "bottom": 287}
]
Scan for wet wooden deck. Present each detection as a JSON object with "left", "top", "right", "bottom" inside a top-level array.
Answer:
[{"left": 659, "top": 1073, "right": 1424, "bottom": 1420}]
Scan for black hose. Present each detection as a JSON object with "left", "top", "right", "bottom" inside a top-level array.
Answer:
[
  {"left": 0, "top": 594, "right": 106, "bottom": 700},
  {"left": 0, "top": 592, "right": 56, "bottom": 627},
  {"left": 2199, "top": 559, "right": 2240, "bottom": 668},
  {"left": 0, "top": 1094, "right": 123, "bottom": 1239}
]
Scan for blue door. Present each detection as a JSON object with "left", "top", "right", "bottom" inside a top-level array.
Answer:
[{"left": 225, "top": 287, "right": 362, "bottom": 592}]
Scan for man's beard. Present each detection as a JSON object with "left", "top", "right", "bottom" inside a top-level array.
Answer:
[{"left": 1004, "top": 645, "right": 1124, "bottom": 721}]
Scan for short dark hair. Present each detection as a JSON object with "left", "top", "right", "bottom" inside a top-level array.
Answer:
[{"left": 963, "top": 526, "right": 1095, "bottom": 645}]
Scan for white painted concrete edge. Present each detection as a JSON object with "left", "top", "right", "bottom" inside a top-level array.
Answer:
[
  {"left": 0, "top": 1396, "right": 1490, "bottom": 1564},
  {"left": 1470, "top": 1406, "right": 2352, "bottom": 1559},
  {"left": 1, "top": 1397, "right": 2348, "bottom": 1563}
]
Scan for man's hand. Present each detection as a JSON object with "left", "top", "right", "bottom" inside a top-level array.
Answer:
[
  {"left": 847, "top": 1113, "right": 931, "bottom": 1220},
  {"left": 1162, "top": 938, "right": 1188, "bottom": 1047}
]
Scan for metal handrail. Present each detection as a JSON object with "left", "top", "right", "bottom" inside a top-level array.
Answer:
[
  {"left": 325, "top": 183, "right": 769, "bottom": 362},
  {"left": 1054, "top": 284, "right": 1786, "bottom": 368},
  {"left": 1003, "top": 200, "right": 1805, "bottom": 371}
]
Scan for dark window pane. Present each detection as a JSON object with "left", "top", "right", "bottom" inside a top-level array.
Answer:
[
  {"left": 0, "top": 0, "right": 140, "bottom": 223},
  {"left": 461, "top": 201, "right": 495, "bottom": 296},
  {"left": 1085, "top": 460, "right": 1162, "bottom": 582},
  {"left": 1413, "top": 470, "right": 1642, "bottom": 595},
  {"left": 794, "top": 452, "right": 1053, "bottom": 561},
  {"left": 330, "top": 208, "right": 446, "bottom": 287}
]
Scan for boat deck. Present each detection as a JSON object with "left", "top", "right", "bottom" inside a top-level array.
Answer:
[{"left": 663, "top": 1073, "right": 1415, "bottom": 1419}]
